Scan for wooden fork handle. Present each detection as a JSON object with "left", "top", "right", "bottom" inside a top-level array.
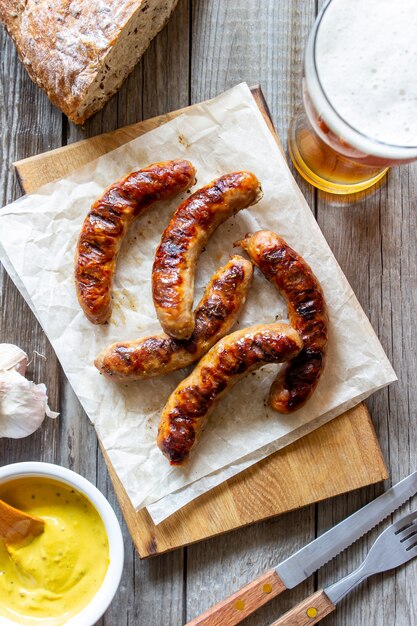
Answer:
[
  {"left": 185, "top": 569, "right": 286, "bottom": 626},
  {"left": 270, "top": 589, "right": 336, "bottom": 625}
]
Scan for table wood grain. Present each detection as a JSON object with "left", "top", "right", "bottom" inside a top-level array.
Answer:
[{"left": 1, "top": 2, "right": 416, "bottom": 625}]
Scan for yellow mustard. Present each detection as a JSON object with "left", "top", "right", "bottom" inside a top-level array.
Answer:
[{"left": 0, "top": 477, "right": 109, "bottom": 625}]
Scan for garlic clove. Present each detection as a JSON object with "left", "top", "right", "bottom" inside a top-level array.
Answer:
[
  {"left": 0, "top": 343, "right": 28, "bottom": 376},
  {"left": 0, "top": 369, "right": 58, "bottom": 439}
]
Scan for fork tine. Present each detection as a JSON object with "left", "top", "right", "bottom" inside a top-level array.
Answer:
[
  {"left": 403, "top": 532, "right": 417, "bottom": 549},
  {"left": 405, "top": 543, "right": 417, "bottom": 556},
  {"left": 324, "top": 510, "right": 417, "bottom": 607},
  {"left": 393, "top": 511, "right": 417, "bottom": 533},
  {"left": 397, "top": 520, "right": 417, "bottom": 540},
  {"left": 401, "top": 534, "right": 417, "bottom": 549},
  {"left": 400, "top": 529, "right": 417, "bottom": 545}
]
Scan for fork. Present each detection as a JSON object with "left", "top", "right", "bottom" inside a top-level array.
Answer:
[{"left": 271, "top": 510, "right": 417, "bottom": 625}]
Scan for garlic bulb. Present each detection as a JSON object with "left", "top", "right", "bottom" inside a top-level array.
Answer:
[
  {"left": 0, "top": 344, "right": 58, "bottom": 439},
  {"left": 0, "top": 343, "right": 28, "bottom": 376}
]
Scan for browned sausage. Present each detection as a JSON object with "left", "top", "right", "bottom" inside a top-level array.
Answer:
[
  {"left": 75, "top": 159, "right": 196, "bottom": 324},
  {"left": 94, "top": 255, "right": 253, "bottom": 380},
  {"left": 235, "top": 230, "right": 328, "bottom": 413},
  {"left": 157, "top": 323, "right": 303, "bottom": 465},
  {"left": 152, "top": 172, "right": 262, "bottom": 340}
]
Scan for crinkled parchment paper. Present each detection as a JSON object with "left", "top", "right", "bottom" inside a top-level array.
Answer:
[{"left": 0, "top": 84, "right": 396, "bottom": 519}]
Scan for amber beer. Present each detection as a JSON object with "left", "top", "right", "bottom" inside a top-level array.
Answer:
[{"left": 289, "top": 0, "right": 417, "bottom": 194}]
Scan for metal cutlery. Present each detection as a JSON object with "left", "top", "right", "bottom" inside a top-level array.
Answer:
[
  {"left": 271, "top": 510, "right": 417, "bottom": 625},
  {"left": 185, "top": 470, "right": 417, "bottom": 626}
]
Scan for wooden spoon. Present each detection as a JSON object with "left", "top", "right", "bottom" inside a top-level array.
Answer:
[{"left": 0, "top": 499, "right": 44, "bottom": 547}]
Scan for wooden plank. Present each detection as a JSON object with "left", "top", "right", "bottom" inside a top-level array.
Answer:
[
  {"left": 61, "top": 3, "right": 190, "bottom": 624},
  {"left": 60, "top": 28, "right": 139, "bottom": 626},
  {"left": 0, "top": 25, "right": 62, "bottom": 466},
  {"left": 185, "top": 2, "right": 318, "bottom": 624},
  {"left": 13, "top": 84, "right": 387, "bottom": 561},
  {"left": 14, "top": 101, "right": 194, "bottom": 192},
  {"left": 315, "top": 146, "right": 417, "bottom": 626},
  {"left": 311, "top": 1, "right": 417, "bottom": 623},
  {"left": 105, "top": 3, "right": 190, "bottom": 623}
]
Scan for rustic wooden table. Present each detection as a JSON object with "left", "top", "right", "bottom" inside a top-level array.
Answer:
[{"left": 1, "top": 2, "right": 416, "bottom": 625}]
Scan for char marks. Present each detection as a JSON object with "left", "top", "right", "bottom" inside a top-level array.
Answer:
[
  {"left": 152, "top": 171, "right": 262, "bottom": 339},
  {"left": 75, "top": 159, "right": 196, "bottom": 324},
  {"left": 236, "top": 230, "right": 328, "bottom": 413},
  {"left": 157, "top": 323, "right": 303, "bottom": 465},
  {"left": 94, "top": 256, "right": 253, "bottom": 380}
]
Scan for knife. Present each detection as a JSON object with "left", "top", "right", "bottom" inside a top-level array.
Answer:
[{"left": 185, "top": 470, "right": 417, "bottom": 626}]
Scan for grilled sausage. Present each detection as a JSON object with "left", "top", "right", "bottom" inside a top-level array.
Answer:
[
  {"left": 75, "top": 159, "right": 196, "bottom": 324},
  {"left": 157, "top": 323, "right": 303, "bottom": 465},
  {"left": 152, "top": 172, "right": 262, "bottom": 340},
  {"left": 95, "top": 255, "right": 253, "bottom": 380},
  {"left": 236, "top": 230, "right": 328, "bottom": 413}
]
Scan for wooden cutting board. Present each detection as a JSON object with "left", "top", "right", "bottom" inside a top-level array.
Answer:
[{"left": 14, "top": 87, "right": 388, "bottom": 558}]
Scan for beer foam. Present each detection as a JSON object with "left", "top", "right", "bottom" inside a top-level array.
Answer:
[{"left": 312, "top": 0, "right": 417, "bottom": 150}]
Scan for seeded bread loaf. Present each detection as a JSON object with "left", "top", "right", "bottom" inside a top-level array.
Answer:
[{"left": 0, "top": 0, "right": 179, "bottom": 124}]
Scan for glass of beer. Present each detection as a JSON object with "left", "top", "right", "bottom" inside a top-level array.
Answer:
[{"left": 289, "top": 0, "right": 417, "bottom": 194}]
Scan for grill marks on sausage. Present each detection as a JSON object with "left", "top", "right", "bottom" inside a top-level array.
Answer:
[
  {"left": 75, "top": 159, "right": 196, "bottom": 324},
  {"left": 159, "top": 414, "right": 196, "bottom": 465},
  {"left": 152, "top": 187, "right": 229, "bottom": 310},
  {"left": 152, "top": 171, "right": 262, "bottom": 339},
  {"left": 236, "top": 230, "right": 328, "bottom": 413},
  {"left": 94, "top": 256, "right": 253, "bottom": 380},
  {"left": 157, "top": 324, "right": 303, "bottom": 465}
]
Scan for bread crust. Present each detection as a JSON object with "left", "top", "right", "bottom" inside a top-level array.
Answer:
[{"left": 0, "top": 0, "right": 179, "bottom": 123}]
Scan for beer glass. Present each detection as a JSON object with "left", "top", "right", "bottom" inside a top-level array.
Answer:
[{"left": 289, "top": 0, "right": 417, "bottom": 194}]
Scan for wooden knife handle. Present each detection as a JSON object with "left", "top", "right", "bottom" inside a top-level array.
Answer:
[
  {"left": 270, "top": 589, "right": 336, "bottom": 625},
  {"left": 185, "top": 569, "right": 286, "bottom": 626}
]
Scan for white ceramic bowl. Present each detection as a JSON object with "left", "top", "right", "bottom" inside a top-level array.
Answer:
[{"left": 0, "top": 462, "right": 124, "bottom": 626}]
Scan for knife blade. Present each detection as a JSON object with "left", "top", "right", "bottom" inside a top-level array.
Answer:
[
  {"left": 276, "top": 469, "right": 417, "bottom": 588},
  {"left": 185, "top": 470, "right": 417, "bottom": 626}
]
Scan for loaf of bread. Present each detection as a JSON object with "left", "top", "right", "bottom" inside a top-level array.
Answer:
[{"left": 0, "top": 0, "right": 179, "bottom": 124}]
